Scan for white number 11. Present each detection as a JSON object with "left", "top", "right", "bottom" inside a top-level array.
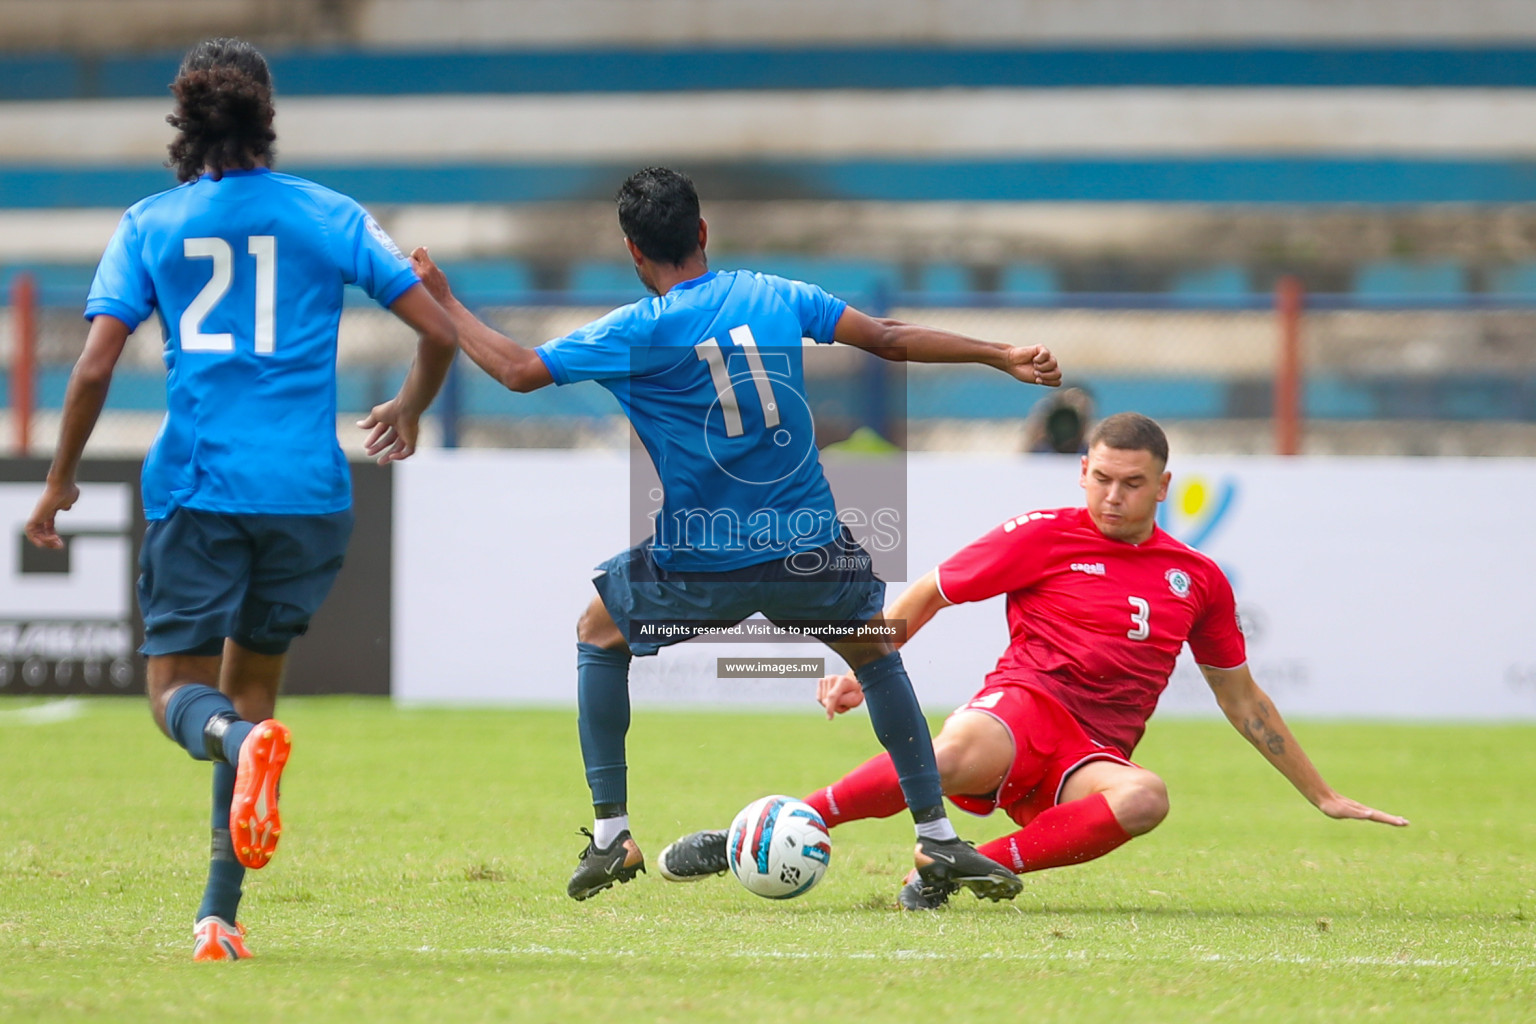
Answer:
[{"left": 694, "top": 325, "right": 780, "bottom": 438}]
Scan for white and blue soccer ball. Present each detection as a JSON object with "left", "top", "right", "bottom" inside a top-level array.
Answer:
[{"left": 726, "top": 795, "right": 832, "bottom": 899}]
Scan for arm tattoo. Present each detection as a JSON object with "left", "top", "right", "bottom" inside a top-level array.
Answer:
[{"left": 1243, "top": 707, "right": 1287, "bottom": 757}]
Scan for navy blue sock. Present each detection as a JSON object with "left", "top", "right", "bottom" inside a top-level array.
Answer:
[
  {"left": 195, "top": 760, "right": 245, "bottom": 924},
  {"left": 854, "top": 651, "right": 945, "bottom": 819},
  {"left": 576, "top": 642, "right": 632, "bottom": 807},
  {"left": 164, "top": 684, "right": 241, "bottom": 762}
]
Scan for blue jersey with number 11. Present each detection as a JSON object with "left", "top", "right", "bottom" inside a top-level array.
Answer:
[
  {"left": 86, "top": 167, "right": 417, "bottom": 520},
  {"left": 536, "top": 270, "right": 846, "bottom": 572}
]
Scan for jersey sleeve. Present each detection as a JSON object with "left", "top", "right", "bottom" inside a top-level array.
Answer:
[
  {"left": 536, "top": 304, "right": 648, "bottom": 386},
  {"left": 83, "top": 208, "right": 154, "bottom": 328},
  {"left": 758, "top": 274, "right": 847, "bottom": 344},
  {"left": 1188, "top": 563, "right": 1248, "bottom": 668},
  {"left": 337, "top": 198, "right": 417, "bottom": 308},
  {"left": 934, "top": 512, "right": 1060, "bottom": 605}
]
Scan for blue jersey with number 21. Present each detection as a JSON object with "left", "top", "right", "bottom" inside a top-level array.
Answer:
[
  {"left": 86, "top": 167, "right": 417, "bottom": 520},
  {"left": 537, "top": 270, "right": 847, "bottom": 572}
]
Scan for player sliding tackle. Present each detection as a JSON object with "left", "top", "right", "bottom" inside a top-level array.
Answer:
[
  {"left": 410, "top": 166, "right": 1061, "bottom": 903},
  {"left": 659, "top": 412, "right": 1407, "bottom": 909}
]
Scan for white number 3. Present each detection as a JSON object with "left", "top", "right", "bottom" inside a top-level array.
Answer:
[{"left": 1127, "top": 597, "right": 1150, "bottom": 640}]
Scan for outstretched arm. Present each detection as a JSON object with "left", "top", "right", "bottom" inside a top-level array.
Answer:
[
  {"left": 26, "top": 314, "right": 131, "bottom": 549},
  {"left": 816, "top": 570, "right": 953, "bottom": 718},
  {"left": 833, "top": 307, "right": 1061, "bottom": 387},
  {"left": 357, "top": 282, "right": 459, "bottom": 464},
  {"left": 408, "top": 247, "right": 552, "bottom": 393},
  {"left": 1201, "top": 663, "right": 1408, "bottom": 826},
  {"left": 887, "top": 569, "right": 952, "bottom": 648}
]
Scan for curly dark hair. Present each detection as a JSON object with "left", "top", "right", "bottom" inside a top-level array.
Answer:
[
  {"left": 616, "top": 167, "right": 701, "bottom": 266},
  {"left": 166, "top": 38, "right": 276, "bottom": 183}
]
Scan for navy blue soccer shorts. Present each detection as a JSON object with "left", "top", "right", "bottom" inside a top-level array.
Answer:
[
  {"left": 591, "top": 532, "right": 886, "bottom": 657},
  {"left": 137, "top": 506, "right": 354, "bottom": 657}
]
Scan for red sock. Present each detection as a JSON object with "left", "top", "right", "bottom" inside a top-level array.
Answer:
[
  {"left": 804, "top": 753, "right": 908, "bottom": 827},
  {"left": 976, "top": 792, "right": 1132, "bottom": 873}
]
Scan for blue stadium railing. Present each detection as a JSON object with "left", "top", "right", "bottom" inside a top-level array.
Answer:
[{"left": 8, "top": 289, "right": 1536, "bottom": 442}]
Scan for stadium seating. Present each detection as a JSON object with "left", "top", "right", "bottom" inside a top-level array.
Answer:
[
  {"left": 1170, "top": 265, "right": 1251, "bottom": 305},
  {"left": 1352, "top": 260, "right": 1468, "bottom": 301},
  {"left": 998, "top": 264, "right": 1059, "bottom": 297}
]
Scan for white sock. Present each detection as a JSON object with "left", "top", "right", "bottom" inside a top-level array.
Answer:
[
  {"left": 594, "top": 815, "right": 630, "bottom": 849},
  {"left": 915, "top": 818, "right": 958, "bottom": 842}
]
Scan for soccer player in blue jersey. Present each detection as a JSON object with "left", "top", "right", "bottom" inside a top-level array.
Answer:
[
  {"left": 410, "top": 166, "right": 1060, "bottom": 904},
  {"left": 24, "top": 38, "right": 457, "bottom": 960}
]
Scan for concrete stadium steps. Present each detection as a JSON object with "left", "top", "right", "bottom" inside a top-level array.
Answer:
[
  {"left": 15, "top": 91, "right": 1536, "bottom": 165},
  {"left": 13, "top": 203, "right": 1536, "bottom": 277},
  {"left": 6, "top": 0, "right": 1536, "bottom": 52}
]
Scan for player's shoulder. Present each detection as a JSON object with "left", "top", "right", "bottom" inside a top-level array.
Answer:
[
  {"left": 120, "top": 180, "right": 200, "bottom": 225},
  {"left": 731, "top": 268, "right": 831, "bottom": 298},
  {"left": 564, "top": 294, "right": 659, "bottom": 346},
  {"left": 996, "top": 505, "right": 1084, "bottom": 537},
  {"left": 259, "top": 171, "right": 361, "bottom": 217},
  {"left": 1149, "top": 524, "right": 1217, "bottom": 562},
  {"left": 1148, "top": 526, "right": 1232, "bottom": 583},
  {"left": 263, "top": 169, "right": 342, "bottom": 200},
  {"left": 128, "top": 182, "right": 190, "bottom": 212}
]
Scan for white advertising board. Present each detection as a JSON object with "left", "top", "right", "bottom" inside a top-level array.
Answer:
[{"left": 394, "top": 450, "right": 1536, "bottom": 720}]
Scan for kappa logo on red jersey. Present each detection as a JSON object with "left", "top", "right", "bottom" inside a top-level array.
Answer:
[{"left": 1165, "top": 568, "right": 1192, "bottom": 597}]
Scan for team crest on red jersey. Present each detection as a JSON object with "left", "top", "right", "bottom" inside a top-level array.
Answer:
[{"left": 1165, "top": 568, "right": 1192, "bottom": 597}]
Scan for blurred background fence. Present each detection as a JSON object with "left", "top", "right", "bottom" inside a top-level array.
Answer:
[
  {"left": 7, "top": 0, "right": 1536, "bottom": 460},
  {"left": 7, "top": 272, "right": 1536, "bottom": 459}
]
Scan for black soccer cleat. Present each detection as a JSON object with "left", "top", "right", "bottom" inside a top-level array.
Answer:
[
  {"left": 897, "top": 869, "right": 952, "bottom": 912},
  {"left": 913, "top": 835, "right": 1022, "bottom": 903},
  {"left": 657, "top": 829, "right": 728, "bottom": 882},
  {"left": 567, "top": 828, "right": 646, "bottom": 901}
]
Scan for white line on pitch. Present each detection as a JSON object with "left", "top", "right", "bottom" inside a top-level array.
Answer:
[
  {"left": 409, "top": 944, "right": 1534, "bottom": 970},
  {"left": 0, "top": 698, "right": 88, "bottom": 726}
]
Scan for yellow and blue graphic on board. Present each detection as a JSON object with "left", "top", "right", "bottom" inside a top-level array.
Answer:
[{"left": 1156, "top": 474, "right": 1238, "bottom": 552}]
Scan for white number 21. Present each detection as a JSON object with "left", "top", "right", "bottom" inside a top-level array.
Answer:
[
  {"left": 1127, "top": 597, "right": 1150, "bottom": 641},
  {"left": 181, "top": 235, "right": 277, "bottom": 354}
]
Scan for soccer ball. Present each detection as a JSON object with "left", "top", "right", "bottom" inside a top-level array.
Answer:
[{"left": 726, "top": 795, "right": 832, "bottom": 899}]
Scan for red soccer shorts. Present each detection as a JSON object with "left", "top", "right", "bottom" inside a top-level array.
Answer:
[{"left": 945, "top": 682, "right": 1136, "bottom": 828}]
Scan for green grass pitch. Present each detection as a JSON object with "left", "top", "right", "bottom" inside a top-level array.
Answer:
[{"left": 1, "top": 696, "right": 1533, "bottom": 1022}]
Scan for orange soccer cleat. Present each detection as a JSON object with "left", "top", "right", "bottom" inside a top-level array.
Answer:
[
  {"left": 193, "top": 916, "right": 252, "bottom": 961},
  {"left": 231, "top": 719, "right": 291, "bottom": 870}
]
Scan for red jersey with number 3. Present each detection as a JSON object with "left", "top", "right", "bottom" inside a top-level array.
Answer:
[{"left": 935, "top": 506, "right": 1246, "bottom": 756}]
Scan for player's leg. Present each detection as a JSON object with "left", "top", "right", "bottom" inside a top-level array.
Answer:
[
  {"left": 567, "top": 591, "right": 645, "bottom": 899},
  {"left": 974, "top": 760, "right": 1162, "bottom": 877},
  {"left": 660, "top": 708, "right": 1014, "bottom": 882},
  {"left": 145, "top": 511, "right": 256, "bottom": 765},
  {"left": 195, "top": 641, "right": 287, "bottom": 952},
  {"left": 218, "top": 509, "right": 351, "bottom": 875},
  {"left": 568, "top": 543, "right": 668, "bottom": 901},
  {"left": 825, "top": 630, "right": 1020, "bottom": 902},
  {"left": 191, "top": 510, "right": 347, "bottom": 959},
  {"left": 137, "top": 510, "right": 261, "bottom": 959},
  {"left": 805, "top": 709, "right": 1013, "bottom": 826}
]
